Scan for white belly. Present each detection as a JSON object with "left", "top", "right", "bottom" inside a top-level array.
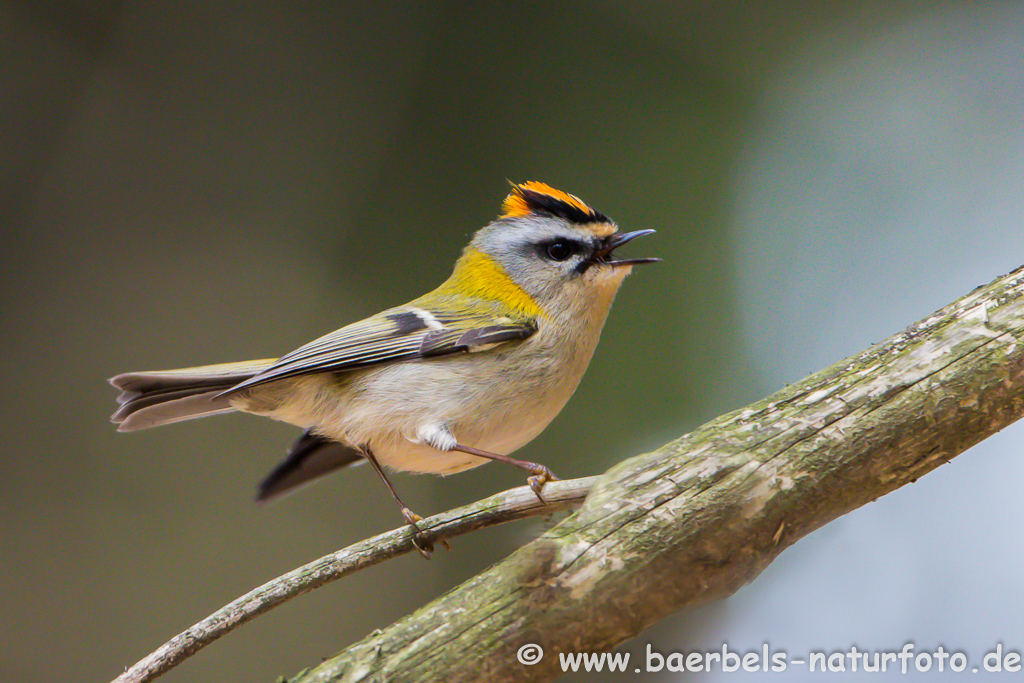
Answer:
[
  {"left": 311, "top": 353, "right": 578, "bottom": 474},
  {"left": 233, "top": 270, "right": 627, "bottom": 474},
  {"left": 239, "top": 333, "right": 590, "bottom": 474}
]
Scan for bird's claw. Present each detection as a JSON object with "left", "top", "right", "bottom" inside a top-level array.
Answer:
[
  {"left": 402, "top": 507, "right": 449, "bottom": 556},
  {"left": 527, "top": 466, "right": 559, "bottom": 504}
]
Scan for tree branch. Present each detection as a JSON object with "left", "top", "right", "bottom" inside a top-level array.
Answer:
[
  {"left": 291, "top": 265, "right": 1024, "bottom": 682},
  {"left": 111, "top": 478, "right": 596, "bottom": 683}
]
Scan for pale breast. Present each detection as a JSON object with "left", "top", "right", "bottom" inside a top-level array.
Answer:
[{"left": 233, "top": 279, "right": 621, "bottom": 474}]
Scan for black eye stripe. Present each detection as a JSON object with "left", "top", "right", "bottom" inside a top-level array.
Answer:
[{"left": 533, "top": 238, "right": 593, "bottom": 264}]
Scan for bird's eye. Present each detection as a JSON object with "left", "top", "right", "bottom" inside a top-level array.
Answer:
[{"left": 545, "top": 241, "right": 574, "bottom": 261}]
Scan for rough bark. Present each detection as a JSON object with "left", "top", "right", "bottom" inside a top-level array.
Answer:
[{"left": 289, "top": 265, "right": 1024, "bottom": 683}]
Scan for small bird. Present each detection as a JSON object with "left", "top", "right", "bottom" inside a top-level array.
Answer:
[{"left": 111, "top": 181, "right": 658, "bottom": 553}]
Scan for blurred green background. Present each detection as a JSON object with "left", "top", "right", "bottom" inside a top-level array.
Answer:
[{"left": 3, "top": 2, "right": 1023, "bottom": 682}]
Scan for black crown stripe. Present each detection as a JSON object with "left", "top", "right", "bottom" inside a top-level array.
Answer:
[{"left": 517, "top": 188, "right": 610, "bottom": 225}]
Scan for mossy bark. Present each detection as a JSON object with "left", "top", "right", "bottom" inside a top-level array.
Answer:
[{"left": 292, "top": 266, "right": 1024, "bottom": 683}]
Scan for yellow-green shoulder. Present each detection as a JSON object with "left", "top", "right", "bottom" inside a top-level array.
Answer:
[{"left": 433, "top": 248, "right": 546, "bottom": 319}]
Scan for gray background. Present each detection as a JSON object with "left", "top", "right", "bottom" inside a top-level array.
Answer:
[{"left": 2, "top": 2, "right": 1022, "bottom": 682}]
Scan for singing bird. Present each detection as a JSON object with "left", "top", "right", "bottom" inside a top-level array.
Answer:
[{"left": 111, "top": 182, "right": 658, "bottom": 551}]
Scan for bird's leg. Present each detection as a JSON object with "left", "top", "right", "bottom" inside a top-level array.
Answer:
[
  {"left": 415, "top": 424, "right": 558, "bottom": 503},
  {"left": 452, "top": 443, "right": 559, "bottom": 504},
  {"left": 359, "top": 445, "right": 447, "bottom": 557}
]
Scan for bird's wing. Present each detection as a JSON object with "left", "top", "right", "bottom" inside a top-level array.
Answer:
[{"left": 220, "top": 304, "right": 537, "bottom": 396}]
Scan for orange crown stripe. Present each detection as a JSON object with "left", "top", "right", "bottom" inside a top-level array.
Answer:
[{"left": 501, "top": 181, "right": 599, "bottom": 220}]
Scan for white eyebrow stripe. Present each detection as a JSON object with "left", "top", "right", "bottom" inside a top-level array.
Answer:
[{"left": 407, "top": 307, "right": 445, "bottom": 331}]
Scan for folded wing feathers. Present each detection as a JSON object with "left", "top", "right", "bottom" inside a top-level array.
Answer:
[{"left": 220, "top": 306, "right": 537, "bottom": 396}]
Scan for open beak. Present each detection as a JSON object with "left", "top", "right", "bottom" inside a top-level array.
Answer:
[{"left": 594, "top": 229, "right": 661, "bottom": 267}]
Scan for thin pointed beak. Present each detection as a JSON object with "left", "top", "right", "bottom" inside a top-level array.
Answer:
[{"left": 595, "top": 229, "right": 661, "bottom": 267}]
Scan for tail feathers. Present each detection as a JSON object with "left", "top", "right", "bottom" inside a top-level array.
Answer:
[
  {"left": 110, "top": 359, "right": 274, "bottom": 432},
  {"left": 257, "top": 430, "right": 364, "bottom": 501}
]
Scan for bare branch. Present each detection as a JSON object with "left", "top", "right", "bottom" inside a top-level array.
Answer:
[
  {"left": 111, "top": 478, "right": 596, "bottom": 683},
  {"left": 288, "top": 265, "right": 1024, "bottom": 682}
]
